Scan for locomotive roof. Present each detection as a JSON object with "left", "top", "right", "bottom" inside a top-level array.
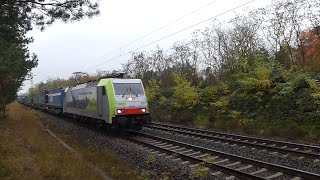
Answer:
[
  {"left": 69, "top": 78, "right": 142, "bottom": 90},
  {"left": 110, "top": 78, "right": 142, "bottom": 83},
  {"left": 71, "top": 81, "right": 99, "bottom": 89}
]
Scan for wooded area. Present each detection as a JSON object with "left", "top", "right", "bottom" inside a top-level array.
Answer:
[
  {"left": 128, "top": 0, "right": 320, "bottom": 141},
  {"left": 0, "top": 0, "right": 100, "bottom": 116},
  {"left": 7, "top": 0, "right": 320, "bottom": 141}
]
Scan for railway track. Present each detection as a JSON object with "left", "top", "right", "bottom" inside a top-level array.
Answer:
[
  {"left": 128, "top": 131, "right": 320, "bottom": 180},
  {"left": 147, "top": 122, "right": 320, "bottom": 160},
  {"left": 31, "top": 107, "right": 320, "bottom": 179}
]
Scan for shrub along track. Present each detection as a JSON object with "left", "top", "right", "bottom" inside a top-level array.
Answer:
[
  {"left": 148, "top": 122, "right": 320, "bottom": 160},
  {"left": 127, "top": 131, "right": 320, "bottom": 180}
]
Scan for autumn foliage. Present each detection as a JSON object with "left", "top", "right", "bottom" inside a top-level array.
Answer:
[{"left": 295, "top": 27, "right": 320, "bottom": 71}]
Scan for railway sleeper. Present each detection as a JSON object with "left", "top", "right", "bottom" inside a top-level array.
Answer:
[
  {"left": 194, "top": 153, "right": 208, "bottom": 159},
  {"left": 157, "top": 153, "right": 166, "bottom": 156},
  {"left": 211, "top": 171, "right": 222, "bottom": 176},
  {"left": 172, "top": 158, "right": 181, "bottom": 162},
  {"left": 158, "top": 144, "right": 172, "bottom": 148},
  {"left": 189, "top": 164, "right": 199, "bottom": 169},
  {"left": 226, "top": 175, "right": 235, "bottom": 180},
  {"left": 153, "top": 142, "right": 167, "bottom": 146},
  {"left": 186, "top": 151, "right": 201, "bottom": 156},
  {"left": 173, "top": 147, "right": 186, "bottom": 152},
  {"left": 249, "top": 168, "right": 267, "bottom": 175},
  {"left": 166, "top": 145, "right": 180, "bottom": 150},
  {"left": 225, "top": 161, "right": 241, "bottom": 167},
  {"left": 180, "top": 161, "right": 190, "bottom": 165},
  {"left": 235, "top": 164, "right": 253, "bottom": 171},
  {"left": 265, "top": 172, "right": 283, "bottom": 179},
  {"left": 150, "top": 151, "right": 159, "bottom": 154},
  {"left": 290, "top": 177, "right": 302, "bottom": 180},
  {"left": 215, "top": 158, "right": 229, "bottom": 164},
  {"left": 180, "top": 149, "right": 193, "bottom": 154}
]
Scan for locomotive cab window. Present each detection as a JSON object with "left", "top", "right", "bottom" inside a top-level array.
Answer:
[
  {"left": 102, "top": 87, "right": 106, "bottom": 95},
  {"left": 113, "top": 83, "right": 144, "bottom": 96}
]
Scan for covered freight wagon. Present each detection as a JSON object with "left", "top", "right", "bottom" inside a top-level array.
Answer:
[
  {"left": 26, "top": 94, "right": 33, "bottom": 106},
  {"left": 32, "top": 94, "right": 40, "bottom": 108},
  {"left": 16, "top": 96, "right": 27, "bottom": 104},
  {"left": 47, "top": 88, "right": 64, "bottom": 114},
  {"left": 32, "top": 92, "right": 47, "bottom": 109},
  {"left": 38, "top": 91, "right": 47, "bottom": 109}
]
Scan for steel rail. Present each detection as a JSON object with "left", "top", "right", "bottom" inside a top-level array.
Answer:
[
  {"left": 147, "top": 124, "right": 320, "bottom": 159},
  {"left": 127, "top": 133, "right": 264, "bottom": 179},
  {"left": 151, "top": 122, "right": 320, "bottom": 153},
  {"left": 130, "top": 131, "right": 320, "bottom": 180}
]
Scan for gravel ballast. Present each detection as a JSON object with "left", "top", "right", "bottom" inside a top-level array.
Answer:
[
  {"left": 141, "top": 127, "right": 320, "bottom": 175},
  {"left": 40, "top": 112, "right": 228, "bottom": 179}
]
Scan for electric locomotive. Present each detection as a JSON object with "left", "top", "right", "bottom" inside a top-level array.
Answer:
[{"left": 63, "top": 78, "right": 151, "bottom": 129}]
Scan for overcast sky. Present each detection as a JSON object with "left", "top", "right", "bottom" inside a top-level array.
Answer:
[{"left": 20, "top": 0, "right": 271, "bottom": 93}]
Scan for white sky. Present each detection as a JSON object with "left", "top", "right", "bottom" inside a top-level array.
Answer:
[{"left": 20, "top": 0, "right": 271, "bottom": 93}]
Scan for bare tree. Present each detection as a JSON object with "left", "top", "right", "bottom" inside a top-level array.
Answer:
[{"left": 122, "top": 52, "right": 151, "bottom": 80}]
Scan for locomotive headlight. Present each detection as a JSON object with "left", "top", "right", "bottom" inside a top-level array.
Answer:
[
  {"left": 117, "top": 109, "right": 123, "bottom": 114},
  {"left": 141, "top": 108, "right": 146, "bottom": 113},
  {"left": 128, "top": 97, "right": 133, "bottom": 101}
]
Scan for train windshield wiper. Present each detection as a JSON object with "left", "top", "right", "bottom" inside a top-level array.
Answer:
[{"left": 122, "top": 87, "right": 129, "bottom": 97}]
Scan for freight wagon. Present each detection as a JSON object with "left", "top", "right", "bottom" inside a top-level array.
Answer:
[{"left": 47, "top": 88, "right": 64, "bottom": 114}]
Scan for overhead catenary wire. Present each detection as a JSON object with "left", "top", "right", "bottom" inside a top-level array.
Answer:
[
  {"left": 80, "top": 0, "right": 219, "bottom": 70},
  {"left": 85, "top": 0, "right": 256, "bottom": 71},
  {"left": 120, "top": 0, "right": 219, "bottom": 49},
  {"left": 29, "top": 0, "right": 257, "bottom": 89}
]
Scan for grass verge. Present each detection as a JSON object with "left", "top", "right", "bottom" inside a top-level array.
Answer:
[
  {"left": 0, "top": 102, "right": 140, "bottom": 179},
  {"left": 44, "top": 115, "right": 141, "bottom": 180}
]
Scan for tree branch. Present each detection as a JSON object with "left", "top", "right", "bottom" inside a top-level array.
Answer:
[{"left": 16, "top": 0, "right": 79, "bottom": 7}]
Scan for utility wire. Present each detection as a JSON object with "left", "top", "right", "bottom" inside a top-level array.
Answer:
[
  {"left": 120, "top": 0, "right": 218, "bottom": 49},
  {"left": 85, "top": 0, "right": 256, "bottom": 71},
  {"left": 81, "top": 0, "right": 219, "bottom": 70}
]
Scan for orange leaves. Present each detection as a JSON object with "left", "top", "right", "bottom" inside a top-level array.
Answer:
[{"left": 296, "top": 27, "right": 320, "bottom": 71}]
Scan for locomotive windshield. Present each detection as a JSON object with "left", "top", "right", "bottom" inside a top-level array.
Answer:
[{"left": 113, "top": 83, "right": 144, "bottom": 95}]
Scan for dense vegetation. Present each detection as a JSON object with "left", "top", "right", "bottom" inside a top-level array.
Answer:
[
  {"left": 0, "top": 0, "right": 100, "bottom": 117},
  {"left": 27, "top": 0, "right": 320, "bottom": 142},
  {"left": 125, "top": 0, "right": 320, "bottom": 142}
]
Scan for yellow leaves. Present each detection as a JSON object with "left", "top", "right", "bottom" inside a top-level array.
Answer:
[
  {"left": 311, "top": 93, "right": 320, "bottom": 100},
  {"left": 145, "top": 79, "right": 161, "bottom": 102},
  {"left": 210, "top": 97, "right": 228, "bottom": 113},
  {"left": 193, "top": 115, "right": 209, "bottom": 128},
  {"left": 238, "top": 118, "right": 252, "bottom": 126},
  {"left": 306, "top": 78, "right": 319, "bottom": 92},
  {"left": 230, "top": 110, "right": 241, "bottom": 118},
  {"left": 203, "top": 83, "right": 229, "bottom": 103},
  {"left": 172, "top": 73, "right": 199, "bottom": 109},
  {"left": 255, "top": 66, "right": 270, "bottom": 80},
  {"left": 158, "top": 96, "right": 167, "bottom": 106},
  {"left": 312, "top": 93, "right": 320, "bottom": 100},
  {"left": 240, "top": 78, "right": 271, "bottom": 92},
  {"left": 191, "top": 162, "right": 209, "bottom": 178}
]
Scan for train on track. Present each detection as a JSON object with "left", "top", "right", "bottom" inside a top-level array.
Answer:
[{"left": 17, "top": 77, "right": 151, "bottom": 130}]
